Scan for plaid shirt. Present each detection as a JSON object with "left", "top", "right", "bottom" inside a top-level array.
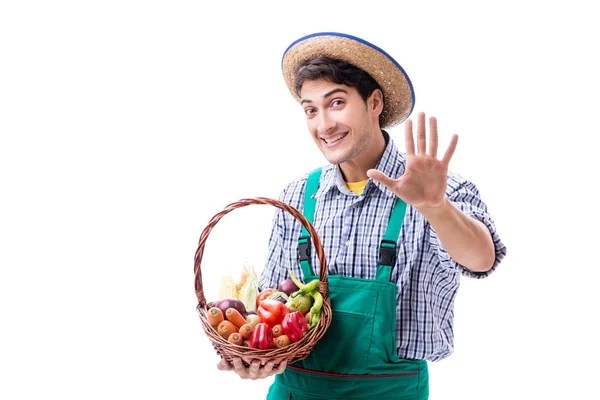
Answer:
[{"left": 258, "top": 132, "right": 507, "bottom": 361}]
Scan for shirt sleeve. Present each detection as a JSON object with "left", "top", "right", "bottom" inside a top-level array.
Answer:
[{"left": 429, "top": 173, "right": 507, "bottom": 279}]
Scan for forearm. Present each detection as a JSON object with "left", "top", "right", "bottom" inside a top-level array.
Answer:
[{"left": 418, "top": 197, "right": 495, "bottom": 272}]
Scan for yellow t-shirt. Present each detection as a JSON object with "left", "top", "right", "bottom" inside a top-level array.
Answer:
[{"left": 346, "top": 179, "right": 369, "bottom": 195}]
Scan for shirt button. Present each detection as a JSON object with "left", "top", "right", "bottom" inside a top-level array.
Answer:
[
  {"left": 336, "top": 194, "right": 341, "bottom": 199},
  {"left": 352, "top": 204, "right": 357, "bottom": 209},
  {"left": 345, "top": 240, "right": 351, "bottom": 247}
]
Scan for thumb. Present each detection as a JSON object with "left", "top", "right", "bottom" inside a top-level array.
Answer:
[{"left": 367, "top": 169, "right": 395, "bottom": 188}]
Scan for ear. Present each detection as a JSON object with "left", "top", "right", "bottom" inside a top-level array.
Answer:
[{"left": 369, "top": 89, "right": 384, "bottom": 117}]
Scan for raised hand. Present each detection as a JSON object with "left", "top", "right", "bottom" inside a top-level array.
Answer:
[{"left": 367, "top": 112, "right": 458, "bottom": 210}]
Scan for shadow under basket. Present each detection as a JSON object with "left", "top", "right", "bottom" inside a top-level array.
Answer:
[{"left": 194, "top": 197, "right": 332, "bottom": 366}]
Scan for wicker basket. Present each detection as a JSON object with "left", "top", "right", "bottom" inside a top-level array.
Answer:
[{"left": 194, "top": 197, "right": 332, "bottom": 366}]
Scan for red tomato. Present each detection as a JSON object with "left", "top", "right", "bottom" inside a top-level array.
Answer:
[
  {"left": 256, "top": 288, "right": 274, "bottom": 308},
  {"left": 257, "top": 299, "right": 289, "bottom": 327}
]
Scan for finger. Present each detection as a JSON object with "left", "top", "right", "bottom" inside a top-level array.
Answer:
[
  {"left": 217, "top": 358, "right": 233, "bottom": 371},
  {"left": 232, "top": 357, "right": 249, "bottom": 378},
  {"left": 248, "top": 360, "right": 261, "bottom": 379},
  {"left": 274, "top": 360, "right": 287, "bottom": 375},
  {"left": 262, "top": 361, "right": 275, "bottom": 375},
  {"left": 442, "top": 134, "right": 459, "bottom": 166},
  {"left": 404, "top": 119, "right": 415, "bottom": 155},
  {"left": 417, "top": 112, "right": 426, "bottom": 154},
  {"left": 428, "top": 116, "right": 438, "bottom": 158},
  {"left": 367, "top": 169, "right": 395, "bottom": 189}
]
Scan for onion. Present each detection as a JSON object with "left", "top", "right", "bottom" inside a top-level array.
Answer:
[
  {"left": 213, "top": 297, "right": 247, "bottom": 317},
  {"left": 278, "top": 279, "right": 300, "bottom": 296}
]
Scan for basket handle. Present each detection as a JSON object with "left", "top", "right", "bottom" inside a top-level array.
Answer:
[{"left": 194, "top": 197, "right": 328, "bottom": 307}]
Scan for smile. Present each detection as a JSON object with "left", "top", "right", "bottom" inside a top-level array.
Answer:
[{"left": 322, "top": 132, "right": 348, "bottom": 145}]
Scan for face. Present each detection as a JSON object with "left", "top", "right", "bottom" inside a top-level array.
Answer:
[{"left": 300, "top": 79, "right": 381, "bottom": 166}]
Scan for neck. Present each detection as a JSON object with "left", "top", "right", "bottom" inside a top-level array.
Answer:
[{"left": 339, "top": 129, "right": 387, "bottom": 182}]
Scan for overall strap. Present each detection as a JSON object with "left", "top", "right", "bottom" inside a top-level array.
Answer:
[
  {"left": 376, "top": 197, "right": 407, "bottom": 282},
  {"left": 298, "top": 167, "right": 322, "bottom": 278}
]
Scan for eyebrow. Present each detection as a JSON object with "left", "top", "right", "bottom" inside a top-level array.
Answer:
[{"left": 300, "top": 88, "right": 348, "bottom": 105}]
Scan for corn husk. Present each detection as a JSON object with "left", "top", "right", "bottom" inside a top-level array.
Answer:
[
  {"left": 234, "top": 268, "right": 248, "bottom": 297},
  {"left": 238, "top": 262, "right": 258, "bottom": 312},
  {"left": 218, "top": 275, "right": 237, "bottom": 300}
]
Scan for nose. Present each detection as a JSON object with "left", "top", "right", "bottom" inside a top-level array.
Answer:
[{"left": 316, "top": 112, "right": 336, "bottom": 135}]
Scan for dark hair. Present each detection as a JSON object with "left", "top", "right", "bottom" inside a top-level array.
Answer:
[{"left": 294, "top": 56, "right": 384, "bottom": 122}]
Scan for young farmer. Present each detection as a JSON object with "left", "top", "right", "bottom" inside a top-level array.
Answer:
[{"left": 218, "top": 32, "right": 507, "bottom": 400}]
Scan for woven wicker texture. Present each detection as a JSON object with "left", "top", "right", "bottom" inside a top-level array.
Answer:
[
  {"left": 194, "top": 197, "right": 332, "bottom": 366},
  {"left": 282, "top": 33, "right": 414, "bottom": 128}
]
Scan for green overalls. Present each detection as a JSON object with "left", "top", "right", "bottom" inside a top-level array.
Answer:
[{"left": 267, "top": 168, "right": 429, "bottom": 400}]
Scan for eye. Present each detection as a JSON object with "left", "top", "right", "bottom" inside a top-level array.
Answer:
[
  {"left": 331, "top": 99, "right": 345, "bottom": 108},
  {"left": 304, "top": 107, "right": 317, "bottom": 116}
]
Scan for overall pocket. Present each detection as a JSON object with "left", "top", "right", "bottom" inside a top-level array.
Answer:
[
  {"left": 368, "top": 280, "right": 404, "bottom": 366},
  {"left": 300, "top": 277, "right": 377, "bottom": 374}
]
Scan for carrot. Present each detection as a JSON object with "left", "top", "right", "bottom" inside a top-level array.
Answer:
[
  {"left": 217, "top": 320, "right": 238, "bottom": 339},
  {"left": 272, "top": 324, "right": 283, "bottom": 337},
  {"left": 228, "top": 332, "right": 243, "bottom": 345},
  {"left": 275, "top": 335, "right": 291, "bottom": 348},
  {"left": 207, "top": 307, "right": 224, "bottom": 328},
  {"left": 225, "top": 308, "right": 248, "bottom": 329},
  {"left": 238, "top": 323, "right": 253, "bottom": 340}
]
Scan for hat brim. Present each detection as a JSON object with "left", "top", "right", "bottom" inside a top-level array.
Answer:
[{"left": 282, "top": 32, "right": 415, "bottom": 129}]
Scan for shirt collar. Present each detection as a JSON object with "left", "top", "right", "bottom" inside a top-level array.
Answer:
[{"left": 313, "top": 130, "right": 406, "bottom": 199}]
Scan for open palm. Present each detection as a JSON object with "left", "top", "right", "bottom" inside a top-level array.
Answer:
[{"left": 368, "top": 112, "right": 458, "bottom": 209}]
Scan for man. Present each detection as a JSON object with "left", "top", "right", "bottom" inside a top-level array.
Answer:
[{"left": 217, "top": 32, "right": 507, "bottom": 400}]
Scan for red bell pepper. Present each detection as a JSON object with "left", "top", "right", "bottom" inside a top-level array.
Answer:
[
  {"left": 257, "top": 299, "right": 288, "bottom": 327},
  {"left": 249, "top": 322, "right": 273, "bottom": 349},
  {"left": 281, "top": 311, "right": 308, "bottom": 342}
]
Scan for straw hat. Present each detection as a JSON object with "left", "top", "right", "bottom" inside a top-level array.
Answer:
[{"left": 281, "top": 32, "right": 415, "bottom": 129}]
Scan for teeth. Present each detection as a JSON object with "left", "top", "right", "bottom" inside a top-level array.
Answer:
[{"left": 325, "top": 133, "right": 346, "bottom": 144}]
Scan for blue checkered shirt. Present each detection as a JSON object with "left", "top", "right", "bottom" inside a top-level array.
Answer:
[{"left": 258, "top": 132, "right": 507, "bottom": 361}]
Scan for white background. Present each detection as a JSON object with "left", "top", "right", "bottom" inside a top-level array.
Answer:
[{"left": 1, "top": 1, "right": 599, "bottom": 399}]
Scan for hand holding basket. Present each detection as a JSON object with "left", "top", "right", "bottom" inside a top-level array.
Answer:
[{"left": 194, "top": 197, "right": 332, "bottom": 366}]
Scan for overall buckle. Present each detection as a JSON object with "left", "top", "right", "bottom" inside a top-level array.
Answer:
[
  {"left": 379, "top": 239, "right": 397, "bottom": 266},
  {"left": 298, "top": 236, "right": 311, "bottom": 262}
]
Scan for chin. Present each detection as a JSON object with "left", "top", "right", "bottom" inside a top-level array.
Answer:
[
  {"left": 325, "top": 155, "right": 350, "bottom": 165},
  {"left": 322, "top": 146, "right": 357, "bottom": 165}
]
